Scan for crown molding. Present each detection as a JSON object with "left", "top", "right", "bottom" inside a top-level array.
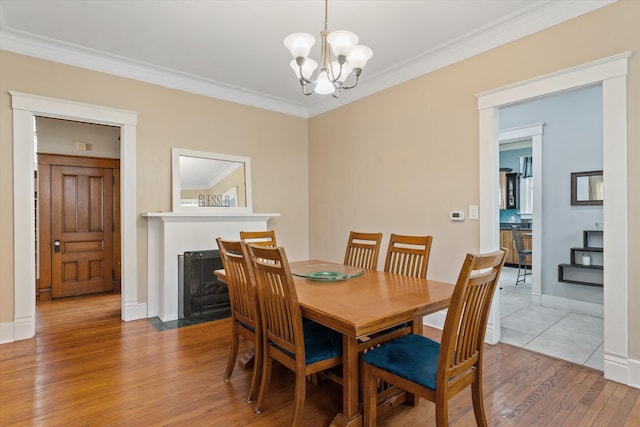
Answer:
[
  {"left": 0, "top": 0, "right": 615, "bottom": 119},
  {"left": 306, "top": 0, "right": 616, "bottom": 117},
  {"left": 0, "top": 28, "right": 310, "bottom": 118}
]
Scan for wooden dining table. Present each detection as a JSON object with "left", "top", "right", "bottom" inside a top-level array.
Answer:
[{"left": 216, "top": 260, "right": 454, "bottom": 427}]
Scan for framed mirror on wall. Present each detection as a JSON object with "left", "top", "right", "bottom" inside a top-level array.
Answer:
[
  {"left": 171, "top": 148, "right": 253, "bottom": 213},
  {"left": 571, "top": 170, "right": 603, "bottom": 206}
]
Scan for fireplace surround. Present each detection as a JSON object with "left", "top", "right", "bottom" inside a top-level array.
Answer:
[{"left": 144, "top": 212, "right": 278, "bottom": 322}]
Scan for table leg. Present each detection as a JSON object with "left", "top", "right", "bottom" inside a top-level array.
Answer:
[
  {"left": 411, "top": 317, "right": 423, "bottom": 335},
  {"left": 405, "top": 317, "right": 424, "bottom": 406},
  {"left": 330, "top": 335, "right": 362, "bottom": 427}
]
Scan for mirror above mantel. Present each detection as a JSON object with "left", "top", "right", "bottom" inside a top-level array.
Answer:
[{"left": 172, "top": 148, "right": 253, "bottom": 213}]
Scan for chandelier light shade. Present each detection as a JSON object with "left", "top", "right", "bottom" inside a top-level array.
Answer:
[{"left": 284, "top": 0, "right": 373, "bottom": 97}]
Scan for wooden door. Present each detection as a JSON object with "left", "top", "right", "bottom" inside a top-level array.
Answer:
[{"left": 50, "top": 165, "right": 114, "bottom": 298}]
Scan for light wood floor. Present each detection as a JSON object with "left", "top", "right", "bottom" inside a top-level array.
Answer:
[{"left": 1, "top": 293, "right": 639, "bottom": 426}]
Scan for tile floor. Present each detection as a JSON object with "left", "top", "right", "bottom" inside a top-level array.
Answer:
[{"left": 499, "top": 266, "right": 604, "bottom": 370}]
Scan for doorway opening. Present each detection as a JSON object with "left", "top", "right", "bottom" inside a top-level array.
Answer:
[
  {"left": 11, "top": 92, "right": 140, "bottom": 343},
  {"left": 35, "top": 117, "right": 122, "bottom": 303},
  {"left": 497, "top": 86, "right": 605, "bottom": 369},
  {"left": 477, "top": 52, "right": 629, "bottom": 384}
]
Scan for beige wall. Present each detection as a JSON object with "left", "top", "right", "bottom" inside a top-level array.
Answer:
[
  {"left": 308, "top": 1, "right": 640, "bottom": 356},
  {"left": 36, "top": 116, "right": 121, "bottom": 159},
  {"left": 0, "top": 50, "right": 309, "bottom": 322}
]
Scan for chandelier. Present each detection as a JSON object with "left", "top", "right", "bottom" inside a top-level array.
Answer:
[{"left": 283, "top": 0, "right": 373, "bottom": 97}]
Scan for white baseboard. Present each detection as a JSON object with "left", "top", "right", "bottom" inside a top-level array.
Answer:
[
  {"left": 605, "top": 351, "right": 630, "bottom": 385},
  {"left": 123, "top": 301, "right": 148, "bottom": 321},
  {"left": 540, "top": 294, "right": 603, "bottom": 318},
  {"left": 485, "top": 318, "right": 500, "bottom": 345},
  {"left": 14, "top": 317, "right": 35, "bottom": 341},
  {"left": 423, "top": 310, "right": 446, "bottom": 330},
  {"left": 627, "top": 358, "right": 640, "bottom": 389},
  {"left": 0, "top": 322, "right": 14, "bottom": 344},
  {"left": 0, "top": 318, "right": 36, "bottom": 344}
]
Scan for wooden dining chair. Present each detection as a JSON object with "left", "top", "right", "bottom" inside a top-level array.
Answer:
[
  {"left": 343, "top": 231, "right": 383, "bottom": 270},
  {"left": 240, "top": 230, "right": 277, "bottom": 247},
  {"left": 383, "top": 234, "right": 433, "bottom": 279},
  {"left": 362, "top": 249, "right": 507, "bottom": 427},
  {"left": 216, "top": 238, "right": 262, "bottom": 403},
  {"left": 363, "top": 234, "right": 434, "bottom": 342},
  {"left": 247, "top": 244, "right": 343, "bottom": 426}
]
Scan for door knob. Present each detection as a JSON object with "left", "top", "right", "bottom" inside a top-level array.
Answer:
[{"left": 54, "top": 240, "right": 60, "bottom": 253}]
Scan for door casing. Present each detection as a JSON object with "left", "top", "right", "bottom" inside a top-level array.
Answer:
[
  {"left": 477, "top": 52, "right": 630, "bottom": 384},
  {"left": 10, "top": 92, "right": 140, "bottom": 344}
]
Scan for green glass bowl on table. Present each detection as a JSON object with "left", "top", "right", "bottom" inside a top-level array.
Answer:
[{"left": 290, "top": 261, "right": 364, "bottom": 282}]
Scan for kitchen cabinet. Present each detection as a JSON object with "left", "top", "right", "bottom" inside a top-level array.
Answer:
[
  {"left": 498, "top": 171, "right": 520, "bottom": 210},
  {"left": 500, "top": 228, "right": 531, "bottom": 266},
  {"left": 499, "top": 172, "right": 520, "bottom": 210},
  {"left": 505, "top": 173, "right": 519, "bottom": 209}
]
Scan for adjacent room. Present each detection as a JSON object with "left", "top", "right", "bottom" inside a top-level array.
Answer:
[{"left": 498, "top": 85, "right": 605, "bottom": 370}]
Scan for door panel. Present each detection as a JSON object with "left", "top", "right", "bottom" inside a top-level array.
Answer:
[{"left": 51, "top": 165, "right": 113, "bottom": 298}]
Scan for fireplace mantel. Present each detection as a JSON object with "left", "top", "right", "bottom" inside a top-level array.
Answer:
[
  {"left": 143, "top": 211, "right": 277, "bottom": 222},
  {"left": 143, "top": 211, "right": 279, "bottom": 321}
]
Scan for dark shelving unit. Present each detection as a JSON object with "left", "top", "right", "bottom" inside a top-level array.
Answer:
[{"left": 558, "top": 230, "right": 603, "bottom": 286}]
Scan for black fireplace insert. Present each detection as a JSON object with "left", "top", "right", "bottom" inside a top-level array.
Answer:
[{"left": 178, "top": 249, "right": 230, "bottom": 321}]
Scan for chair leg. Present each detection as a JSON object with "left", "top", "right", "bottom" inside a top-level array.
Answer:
[
  {"left": 247, "top": 334, "right": 262, "bottom": 403},
  {"left": 292, "top": 369, "right": 307, "bottom": 427},
  {"left": 435, "top": 396, "right": 449, "bottom": 427},
  {"left": 254, "top": 347, "right": 272, "bottom": 414},
  {"left": 363, "top": 363, "right": 377, "bottom": 427},
  {"left": 515, "top": 254, "right": 527, "bottom": 285},
  {"left": 516, "top": 265, "right": 522, "bottom": 285},
  {"left": 224, "top": 325, "right": 239, "bottom": 381},
  {"left": 471, "top": 379, "right": 488, "bottom": 427}
]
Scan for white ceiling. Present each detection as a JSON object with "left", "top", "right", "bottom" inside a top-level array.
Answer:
[{"left": 0, "top": 0, "right": 614, "bottom": 117}]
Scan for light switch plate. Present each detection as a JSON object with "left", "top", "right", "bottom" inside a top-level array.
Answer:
[{"left": 469, "top": 205, "right": 478, "bottom": 220}]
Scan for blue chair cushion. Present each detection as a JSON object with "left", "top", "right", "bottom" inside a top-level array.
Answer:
[
  {"left": 273, "top": 318, "right": 342, "bottom": 365},
  {"left": 301, "top": 318, "right": 343, "bottom": 364},
  {"left": 362, "top": 333, "right": 440, "bottom": 390}
]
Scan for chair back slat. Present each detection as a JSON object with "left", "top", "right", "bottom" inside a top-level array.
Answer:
[
  {"left": 217, "top": 238, "right": 259, "bottom": 329},
  {"left": 438, "top": 250, "right": 506, "bottom": 384},
  {"left": 344, "top": 231, "right": 383, "bottom": 270},
  {"left": 240, "top": 230, "right": 278, "bottom": 247},
  {"left": 248, "top": 244, "right": 304, "bottom": 358},
  {"left": 384, "top": 234, "right": 433, "bottom": 279}
]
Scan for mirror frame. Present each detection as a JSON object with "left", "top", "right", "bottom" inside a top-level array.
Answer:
[
  {"left": 571, "top": 170, "right": 603, "bottom": 206},
  {"left": 172, "top": 148, "right": 253, "bottom": 213}
]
